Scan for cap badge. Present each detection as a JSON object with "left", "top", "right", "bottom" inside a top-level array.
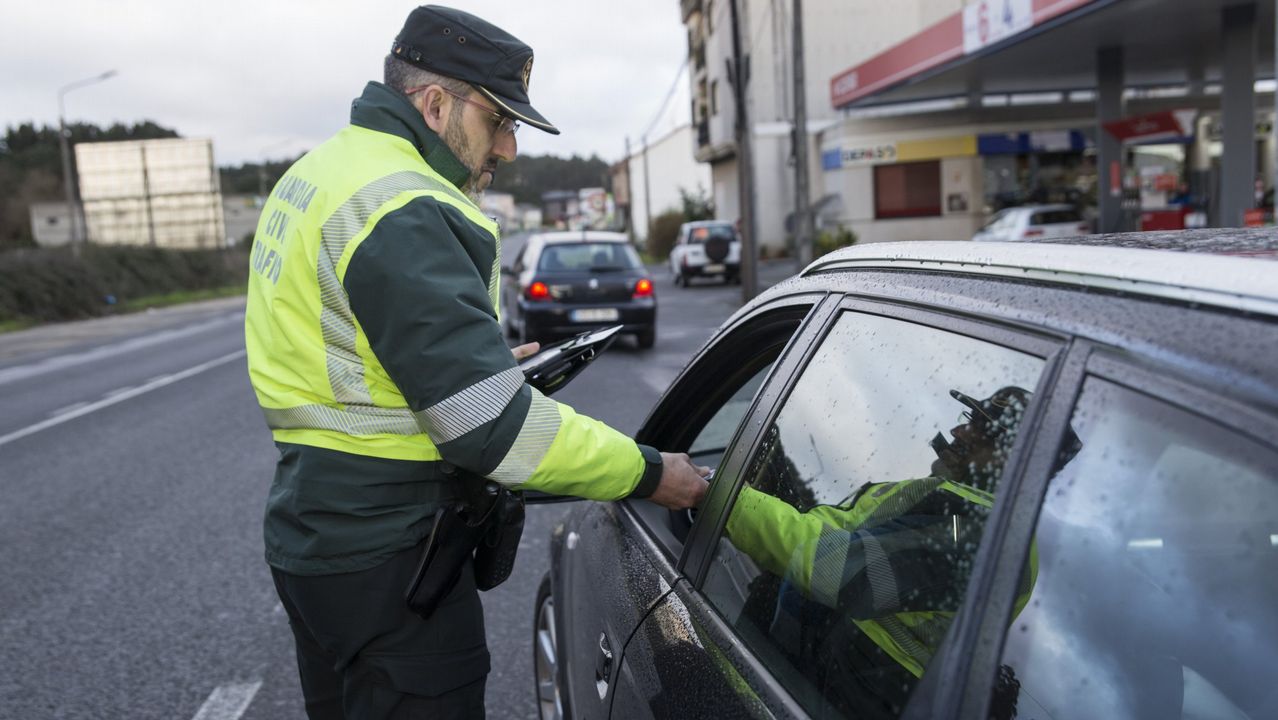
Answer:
[{"left": 521, "top": 56, "right": 534, "bottom": 94}]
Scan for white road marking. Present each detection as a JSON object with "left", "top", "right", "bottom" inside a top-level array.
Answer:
[
  {"left": 48, "top": 400, "right": 91, "bottom": 417},
  {"left": 0, "top": 313, "right": 241, "bottom": 387},
  {"left": 191, "top": 680, "right": 261, "bottom": 720},
  {"left": 103, "top": 386, "right": 137, "bottom": 399},
  {"left": 0, "top": 350, "right": 245, "bottom": 450}
]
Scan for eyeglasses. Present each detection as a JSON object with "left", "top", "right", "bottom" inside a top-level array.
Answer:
[{"left": 404, "top": 84, "right": 519, "bottom": 137}]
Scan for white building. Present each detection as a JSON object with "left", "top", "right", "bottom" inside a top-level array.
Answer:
[{"left": 625, "top": 123, "right": 713, "bottom": 245}]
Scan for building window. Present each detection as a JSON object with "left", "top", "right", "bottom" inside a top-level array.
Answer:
[
  {"left": 874, "top": 160, "right": 942, "bottom": 219},
  {"left": 710, "top": 79, "right": 718, "bottom": 116}
]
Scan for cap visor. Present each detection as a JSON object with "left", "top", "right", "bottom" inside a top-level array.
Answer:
[
  {"left": 475, "top": 86, "right": 560, "bottom": 135},
  {"left": 949, "top": 389, "right": 991, "bottom": 419}
]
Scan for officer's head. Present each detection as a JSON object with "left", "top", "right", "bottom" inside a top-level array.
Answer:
[
  {"left": 384, "top": 6, "right": 560, "bottom": 198},
  {"left": 929, "top": 386, "right": 1082, "bottom": 490}
]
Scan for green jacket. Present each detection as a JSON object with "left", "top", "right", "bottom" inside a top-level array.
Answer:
[
  {"left": 726, "top": 478, "right": 1036, "bottom": 677},
  {"left": 245, "top": 82, "right": 661, "bottom": 575}
]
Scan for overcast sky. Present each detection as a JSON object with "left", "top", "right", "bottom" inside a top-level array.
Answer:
[{"left": 3, "top": 1, "right": 692, "bottom": 166}]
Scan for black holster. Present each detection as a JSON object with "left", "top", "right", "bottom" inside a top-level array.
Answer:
[{"left": 404, "top": 478, "right": 525, "bottom": 620}]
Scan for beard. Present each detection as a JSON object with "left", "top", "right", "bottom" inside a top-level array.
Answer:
[{"left": 441, "top": 105, "right": 497, "bottom": 203}]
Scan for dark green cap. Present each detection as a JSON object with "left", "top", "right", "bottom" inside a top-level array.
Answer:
[{"left": 392, "top": 5, "right": 560, "bottom": 135}]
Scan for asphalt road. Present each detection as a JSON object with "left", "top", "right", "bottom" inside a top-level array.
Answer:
[{"left": 0, "top": 257, "right": 794, "bottom": 719}]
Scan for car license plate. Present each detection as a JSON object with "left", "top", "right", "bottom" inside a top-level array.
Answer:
[
  {"left": 703, "top": 264, "right": 726, "bottom": 274},
  {"left": 570, "top": 308, "right": 620, "bottom": 322}
]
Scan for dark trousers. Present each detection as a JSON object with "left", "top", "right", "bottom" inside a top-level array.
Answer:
[{"left": 271, "top": 542, "right": 490, "bottom": 719}]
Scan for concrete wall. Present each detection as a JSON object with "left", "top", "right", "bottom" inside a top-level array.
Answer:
[{"left": 627, "top": 124, "right": 714, "bottom": 244}]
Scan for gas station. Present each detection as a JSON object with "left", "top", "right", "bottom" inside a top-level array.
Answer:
[{"left": 820, "top": 0, "right": 1276, "bottom": 240}]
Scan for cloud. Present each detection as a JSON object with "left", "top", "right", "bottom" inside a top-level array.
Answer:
[{"left": 2, "top": 0, "right": 689, "bottom": 164}]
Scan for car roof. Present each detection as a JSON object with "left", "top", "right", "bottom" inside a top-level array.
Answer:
[
  {"left": 530, "top": 231, "right": 630, "bottom": 245},
  {"left": 1016, "top": 204, "right": 1075, "bottom": 213},
  {"left": 680, "top": 220, "right": 734, "bottom": 228},
  {"left": 800, "top": 231, "right": 1278, "bottom": 316}
]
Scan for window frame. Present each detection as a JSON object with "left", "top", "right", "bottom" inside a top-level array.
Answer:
[
  {"left": 671, "top": 291, "right": 1071, "bottom": 720},
  {"left": 952, "top": 342, "right": 1278, "bottom": 720}
]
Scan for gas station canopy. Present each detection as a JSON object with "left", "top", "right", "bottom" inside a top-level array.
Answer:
[{"left": 831, "top": 0, "right": 1275, "bottom": 110}]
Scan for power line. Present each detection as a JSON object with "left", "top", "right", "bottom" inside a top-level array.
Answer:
[{"left": 642, "top": 56, "right": 691, "bottom": 142}]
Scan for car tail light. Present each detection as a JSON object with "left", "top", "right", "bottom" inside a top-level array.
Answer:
[
  {"left": 633, "top": 278, "right": 653, "bottom": 297},
  {"left": 1076, "top": 223, "right": 1090, "bottom": 232},
  {"left": 526, "top": 281, "right": 550, "bottom": 301},
  {"left": 1022, "top": 229, "right": 1044, "bottom": 238}
]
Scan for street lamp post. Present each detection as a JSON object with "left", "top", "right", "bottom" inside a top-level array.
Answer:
[{"left": 57, "top": 69, "right": 117, "bottom": 257}]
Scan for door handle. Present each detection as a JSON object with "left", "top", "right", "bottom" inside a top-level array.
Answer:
[{"left": 594, "top": 631, "right": 614, "bottom": 698}]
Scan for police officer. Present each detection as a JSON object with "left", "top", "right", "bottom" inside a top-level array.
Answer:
[{"left": 244, "top": 6, "right": 709, "bottom": 718}]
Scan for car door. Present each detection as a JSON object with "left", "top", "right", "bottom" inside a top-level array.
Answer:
[
  {"left": 955, "top": 345, "right": 1278, "bottom": 720},
  {"left": 617, "top": 293, "right": 1067, "bottom": 719}
]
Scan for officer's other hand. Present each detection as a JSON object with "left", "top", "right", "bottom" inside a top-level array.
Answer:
[
  {"left": 511, "top": 342, "right": 540, "bottom": 361},
  {"left": 648, "top": 453, "right": 711, "bottom": 510}
]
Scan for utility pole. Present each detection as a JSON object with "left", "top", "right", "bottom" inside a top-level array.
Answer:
[
  {"left": 624, "top": 136, "right": 635, "bottom": 243},
  {"left": 57, "top": 69, "right": 117, "bottom": 258},
  {"left": 642, "top": 134, "right": 653, "bottom": 251},
  {"left": 728, "top": 0, "right": 759, "bottom": 301},
  {"left": 792, "top": 0, "right": 813, "bottom": 270}
]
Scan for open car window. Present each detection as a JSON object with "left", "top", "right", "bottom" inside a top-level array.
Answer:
[{"left": 628, "top": 305, "right": 816, "bottom": 555}]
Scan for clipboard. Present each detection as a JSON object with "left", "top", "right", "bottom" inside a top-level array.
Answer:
[{"left": 519, "top": 325, "right": 623, "bottom": 396}]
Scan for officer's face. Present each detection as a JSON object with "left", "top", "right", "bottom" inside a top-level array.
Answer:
[{"left": 444, "top": 92, "right": 517, "bottom": 197}]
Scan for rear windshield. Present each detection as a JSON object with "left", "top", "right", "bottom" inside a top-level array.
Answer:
[
  {"left": 689, "top": 224, "right": 737, "bottom": 244},
  {"left": 1031, "top": 209, "right": 1082, "bottom": 225},
  {"left": 537, "top": 242, "right": 641, "bottom": 271}
]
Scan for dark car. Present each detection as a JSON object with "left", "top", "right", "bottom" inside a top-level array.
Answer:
[
  {"left": 533, "top": 231, "right": 1278, "bottom": 720},
  {"left": 503, "top": 231, "right": 657, "bottom": 348}
]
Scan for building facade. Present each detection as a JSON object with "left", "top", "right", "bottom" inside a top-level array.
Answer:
[{"left": 684, "top": 0, "right": 1278, "bottom": 248}]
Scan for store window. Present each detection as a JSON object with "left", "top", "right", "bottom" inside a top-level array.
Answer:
[{"left": 875, "top": 161, "right": 941, "bottom": 219}]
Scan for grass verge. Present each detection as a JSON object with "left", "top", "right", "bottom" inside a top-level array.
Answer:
[{"left": 116, "top": 285, "right": 247, "bottom": 313}]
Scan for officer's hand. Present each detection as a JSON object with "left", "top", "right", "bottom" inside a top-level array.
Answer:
[
  {"left": 648, "top": 452, "right": 711, "bottom": 510},
  {"left": 511, "top": 342, "right": 540, "bottom": 361}
]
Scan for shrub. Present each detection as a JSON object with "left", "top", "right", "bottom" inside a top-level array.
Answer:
[
  {"left": 647, "top": 210, "right": 685, "bottom": 260},
  {"left": 0, "top": 244, "right": 248, "bottom": 325},
  {"left": 814, "top": 226, "right": 858, "bottom": 257}
]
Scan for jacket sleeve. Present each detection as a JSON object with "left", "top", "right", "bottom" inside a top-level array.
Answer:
[{"left": 343, "top": 196, "right": 661, "bottom": 500}]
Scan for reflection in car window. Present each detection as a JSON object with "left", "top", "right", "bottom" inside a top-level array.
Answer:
[
  {"left": 992, "top": 379, "right": 1278, "bottom": 720},
  {"left": 702, "top": 312, "right": 1045, "bottom": 719},
  {"left": 538, "top": 243, "right": 640, "bottom": 271}
]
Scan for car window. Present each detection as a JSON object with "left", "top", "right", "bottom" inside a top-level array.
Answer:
[
  {"left": 701, "top": 311, "right": 1046, "bottom": 719},
  {"left": 689, "top": 225, "right": 736, "bottom": 244},
  {"left": 537, "top": 242, "right": 639, "bottom": 271},
  {"left": 981, "top": 209, "right": 1011, "bottom": 231},
  {"left": 989, "top": 378, "right": 1278, "bottom": 720},
  {"left": 1030, "top": 209, "right": 1081, "bottom": 225},
  {"left": 688, "top": 364, "right": 773, "bottom": 463}
]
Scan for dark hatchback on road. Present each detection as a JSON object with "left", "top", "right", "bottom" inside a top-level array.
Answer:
[
  {"left": 503, "top": 231, "right": 657, "bottom": 348},
  {"left": 533, "top": 231, "right": 1278, "bottom": 720}
]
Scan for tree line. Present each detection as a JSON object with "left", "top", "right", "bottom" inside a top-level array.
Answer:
[{"left": 1, "top": 119, "right": 613, "bottom": 252}]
